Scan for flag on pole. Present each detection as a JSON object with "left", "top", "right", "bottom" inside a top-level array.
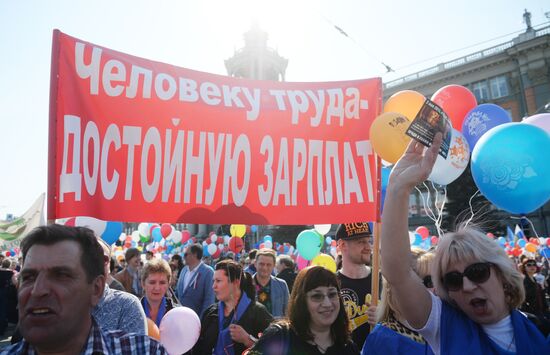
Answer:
[
  {"left": 514, "top": 224, "right": 526, "bottom": 241},
  {"left": 506, "top": 226, "right": 514, "bottom": 242},
  {"left": 0, "top": 193, "right": 45, "bottom": 248}
]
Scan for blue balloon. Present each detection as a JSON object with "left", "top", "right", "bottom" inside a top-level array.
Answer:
[
  {"left": 541, "top": 247, "right": 550, "bottom": 258},
  {"left": 497, "top": 236, "right": 506, "bottom": 247},
  {"left": 462, "top": 104, "right": 511, "bottom": 150},
  {"left": 264, "top": 235, "right": 273, "bottom": 242},
  {"left": 101, "top": 221, "right": 123, "bottom": 245},
  {"left": 251, "top": 225, "right": 258, "bottom": 233},
  {"left": 152, "top": 227, "right": 163, "bottom": 242},
  {"left": 517, "top": 239, "right": 526, "bottom": 248},
  {"left": 471, "top": 123, "right": 550, "bottom": 214}
]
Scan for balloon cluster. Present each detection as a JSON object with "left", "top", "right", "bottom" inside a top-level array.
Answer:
[
  {"left": 371, "top": 85, "right": 550, "bottom": 214},
  {"left": 496, "top": 235, "right": 550, "bottom": 258}
]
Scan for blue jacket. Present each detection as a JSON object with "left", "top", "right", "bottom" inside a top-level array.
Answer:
[
  {"left": 176, "top": 263, "right": 215, "bottom": 318},
  {"left": 254, "top": 274, "right": 289, "bottom": 318}
]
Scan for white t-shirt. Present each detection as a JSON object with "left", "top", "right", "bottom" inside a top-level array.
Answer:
[{"left": 412, "top": 292, "right": 515, "bottom": 355}]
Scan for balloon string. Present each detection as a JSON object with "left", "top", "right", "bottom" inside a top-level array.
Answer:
[
  {"left": 415, "top": 186, "right": 436, "bottom": 222},
  {"left": 415, "top": 184, "right": 445, "bottom": 238},
  {"left": 463, "top": 189, "right": 480, "bottom": 228}
]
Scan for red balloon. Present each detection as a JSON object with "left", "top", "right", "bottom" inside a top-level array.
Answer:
[
  {"left": 529, "top": 237, "right": 539, "bottom": 245},
  {"left": 486, "top": 233, "right": 495, "bottom": 239},
  {"left": 430, "top": 236, "right": 439, "bottom": 245},
  {"left": 228, "top": 237, "right": 244, "bottom": 253},
  {"left": 415, "top": 226, "right": 430, "bottom": 239},
  {"left": 431, "top": 85, "right": 477, "bottom": 130},
  {"left": 160, "top": 223, "right": 172, "bottom": 238},
  {"left": 546, "top": 238, "right": 550, "bottom": 247},
  {"left": 64, "top": 217, "right": 76, "bottom": 226},
  {"left": 181, "top": 230, "right": 191, "bottom": 244}
]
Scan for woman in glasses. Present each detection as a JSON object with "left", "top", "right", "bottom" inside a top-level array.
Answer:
[
  {"left": 380, "top": 134, "right": 549, "bottom": 354},
  {"left": 362, "top": 248, "right": 435, "bottom": 354},
  {"left": 248, "top": 266, "right": 359, "bottom": 355},
  {"left": 193, "top": 259, "right": 273, "bottom": 355}
]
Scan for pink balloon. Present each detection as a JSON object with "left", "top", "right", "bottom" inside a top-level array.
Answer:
[
  {"left": 296, "top": 254, "right": 310, "bottom": 270},
  {"left": 159, "top": 307, "right": 200, "bottom": 354},
  {"left": 523, "top": 113, "right": 550, "bottom": 135}
]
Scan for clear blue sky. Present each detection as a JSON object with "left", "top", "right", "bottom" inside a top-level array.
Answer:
[{"left": 0, "top": 0, "right": 548, "bottom": 218}]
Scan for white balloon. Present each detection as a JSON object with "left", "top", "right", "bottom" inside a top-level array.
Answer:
[
  {"left": 207, "top": 243, "right": 217, "bottom": 256},
  {"left": 138, "top": 222, "right": 150, "bottom": 237},
  {"left": 264, "top": 240, "right": 273, "bottom": 249},
  {"left": 119, "top": 233, "right": 127, "bottom": 242},
  {"left": 210, "top": 234, "right": 218, "bottom": 243},
  {"left": 429, "top": 129, "right": 470, "bottom": 185},
  {"left": 314, "top": 224, "right": 332, "bottom": 236},
  {"left": 171, "top": 230, "right": 183, "bottom": 244},
  {"left": 75, "top": 216, "right": 107, "bottom": 236},
  {"left": 131, "top": 231, "right": 140, "bottom": 242},
  {"left": 218, "top": 244, "right": 224, "bottom": 250}
]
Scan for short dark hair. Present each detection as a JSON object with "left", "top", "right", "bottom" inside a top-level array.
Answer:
[
  {"left": 125, "top": 248, "right": 141, "bottom": 263},
  {"left": 21, "top": 224, "right": 104, "bottom": 283},
  {"left": 215, "top": 259, "right": 255, "bottom": 300},
  {"left": 277, "top": 255, "right": 294, "bottom": 269},
  {"left": 188, "top": 243, "right": 203, "bottom": 259},
  {"left": 248, "top": 249, "right": 258, "bottom": 260},
  {"left": 1, "top": 259, "right": 11, "bottom": 268},
  {"left": 288, "top": 266, "right": 350, "bottom": 345}
]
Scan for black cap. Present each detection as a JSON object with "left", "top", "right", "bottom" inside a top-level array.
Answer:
[{"left": 335, "top": 222, "right": 372, "bottom": 241}]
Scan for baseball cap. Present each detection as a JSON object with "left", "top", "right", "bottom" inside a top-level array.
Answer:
[{"left": 335, "top": 222, "right": 372, "bottom": 241}]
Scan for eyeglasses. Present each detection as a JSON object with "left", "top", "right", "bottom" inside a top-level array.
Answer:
[
  {"left": 443, "top": 262, "right": 492, "bottom": 292},
  {"left": 525, "top": 262, "right": 536, "bottom": 267},
  {"left": 308, "top": 290, "right": 340, "bottom": 303},
  {"left": 422, "top": 275, "right": 433, "bottom": 289}
]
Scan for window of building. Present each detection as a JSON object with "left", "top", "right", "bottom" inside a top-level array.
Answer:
[
  {"left": 489, "top": 75, "right": 509, "bottom": 99},
  {"left": 472, "top": 81, "right": 489, "bottom": 102}
]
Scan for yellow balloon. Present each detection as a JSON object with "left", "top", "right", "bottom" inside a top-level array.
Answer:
[
  {"left": 230, "top": 224, "right": 246, "bottom": 238},
  {"left": 311, "top": 253, "right": 336, "bottom": 273},
  {"left": 384, "top": 90, "right": 426, "bottom": 121},
  {"left": 370, "top": 112, "right": 412, "bottom": 163}
]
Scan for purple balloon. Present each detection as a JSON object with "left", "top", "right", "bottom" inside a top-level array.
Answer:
[{"left": 462, "top": 104, "right": 511, "bottom": 150}]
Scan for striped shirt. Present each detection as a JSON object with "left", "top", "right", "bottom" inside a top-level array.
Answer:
[{"left": 1, "top": 318, "right": 166, "bottom": 354}]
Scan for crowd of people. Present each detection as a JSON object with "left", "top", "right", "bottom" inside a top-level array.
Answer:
[{"left": 1, "top": 138, "right": 550, "bottom": 354}]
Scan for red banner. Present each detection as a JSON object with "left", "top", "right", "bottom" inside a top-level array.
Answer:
[{"left": 49, "top": 30, "right": 382, "bottom": 225}]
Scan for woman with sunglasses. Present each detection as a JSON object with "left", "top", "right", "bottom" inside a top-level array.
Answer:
[
  {"left": 193, "top": 259, "right": 273, "bottom": 355},
  {"left": 247, "top": 266, "right": 359, "bottom": 355},
  {"left": 362, "top": 248, "right": 435, "bottom": 354},
  {"left": 380, "top": 134, "right": 549, "bottom": 354}
]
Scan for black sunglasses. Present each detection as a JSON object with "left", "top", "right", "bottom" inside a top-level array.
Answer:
[
  {"left": 525, "top": 262, "right": 536, "bottom": 267},
  {"left": 422, "top": 275, "right": 433, "bottom": 289},
  {"left": 443, "top": 262, "right": 492, "bottom": 292}
]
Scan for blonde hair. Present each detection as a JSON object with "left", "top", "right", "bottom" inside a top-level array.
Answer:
[
  {"left": 432, "top": 227, "right": 524, "bottom": 309},
  {"left": 378, "top": 248, "right": 432, "bottom": 322},
  {"left": 141, "top": 258, "right": 172, "bottom": 284}
]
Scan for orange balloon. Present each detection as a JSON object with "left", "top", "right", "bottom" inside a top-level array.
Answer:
[
  {"left": 370, "top": 112, "right": 412, "bottom": 163},
  {"left": 147, "top": 318, "right": 160, "bottom": 340},
  {"left": 525, "top": 243, "right": 537, "bottom": 253},
  {"left": 384, "top": 90, "right": 426, "bottom": 121}
]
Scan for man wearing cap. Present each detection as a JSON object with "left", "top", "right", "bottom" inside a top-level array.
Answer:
[{"left": 335, "top": 222, "right": 378, "bottom": 349}]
